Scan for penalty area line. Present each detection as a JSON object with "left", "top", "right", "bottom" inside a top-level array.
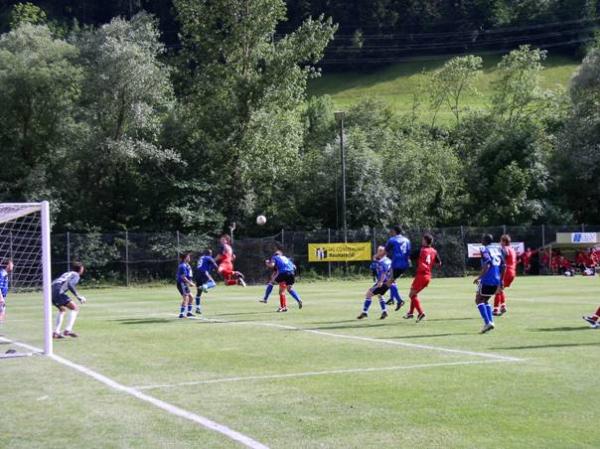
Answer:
[
  {"left": 0, "top": 337, "right": 270, "bottom": 449},
  {"left": 135, "top": 359, "right": 516, "bottom": 391},
  {"left": 199, "top": 318, "right": 524, "bottom": 362}
]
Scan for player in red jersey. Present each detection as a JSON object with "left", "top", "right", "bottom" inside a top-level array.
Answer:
[
  {"left": 521, "top": 247, "right": 533, "bottom": 274},
  {"left": 216, "top": 234, "right": 246, "bottom": 287},
  {"left": 404, "top": 233, "right": 441, "bottom": 322},
  {"left": 582, "top": 305, "right": 600, "bottom": 328},
  {"left": 493, "top": 234, "right": 516, "bottom": 316}
]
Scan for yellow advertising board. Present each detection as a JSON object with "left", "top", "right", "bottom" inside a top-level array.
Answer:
[{"left": 308, "top": 242, "right": 372, "bottom": 262}]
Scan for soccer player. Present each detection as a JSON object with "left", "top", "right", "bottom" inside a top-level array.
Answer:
[
  {"left": 404, "top": 233, "right": 441, "bottom": 322},
  {"left": 0, "top": 259, "right": 14, "bottom": 324},
  {"left": 384, "top": 225, "right": 410, "bottom": 311},
  {"left": 357, "top": 246, "right": 391, "bottom": 320},
  {"left": 176, "top": 253, "right": 196, "bottom": 318},
  {"left": 266, "top": 249, "right": 302, "bottom": 312},
  {"left": 51, "top": 262, "right": 87, "bottom": 339},
  {"left": 193, "top": 249, "right": 218, "bottom": 314},
  {"left": 493, "top": 234, "right": 516, "bottom": 316},
  {"left": 473, "top": 234, "right": 505, "bottom": 334},
  {"left": 582, "top": 306, "right": 600, "bottom": 329},
  {"left": 521, "top": 247, "right": 533, "bottom": 274},
  {"left": 216, "top": 234, "right": 247, "bottom": 287}
]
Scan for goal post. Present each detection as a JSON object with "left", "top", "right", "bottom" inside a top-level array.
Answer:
[{"left": 0, "top": 201, "right": 53, "bottom": 356}]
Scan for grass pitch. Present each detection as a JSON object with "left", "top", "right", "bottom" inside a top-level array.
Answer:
[{"left": 1, "top": 276, "right": 599, "bottom": 449}]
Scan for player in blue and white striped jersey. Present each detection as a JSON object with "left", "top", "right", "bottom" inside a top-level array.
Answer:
[
  {"left": 52, "top": 262, "right": 86, "bottom": 339},
  {"left": 357, "top": 246, "right": 392, "bottom": 320},
  {"left": 0, "top": 259, "right": 14, "bottom": 323}
]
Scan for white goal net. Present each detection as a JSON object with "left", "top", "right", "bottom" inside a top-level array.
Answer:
[{"left": 0, "top": 202, "right": 53, "bottom": 357}]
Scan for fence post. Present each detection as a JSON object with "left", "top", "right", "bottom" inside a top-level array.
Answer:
[
  {"left": 327, "top": 227, "right": 331, "bottom": 278},
  {"left": 582, "top": 223, "right": 585, "bottom": 232},
  {"left": 371, "top": 227, "right": 376, "bottom": 255},
  {"left": 176, "top": 230, "right": 181, "bottom": 257},
  {"left": 66, "top": 231, "right": 71, "bottom": 271},
  {"left": 125, "top": 230, "right": 130, "bottom": 287},
  {"left": 502, "top": 224, "right": 506, "bottom": 234},
  {"left": 281, "top": 228, "right": 284, "bottom": 246},
  {"left": 541, "top": 224, "right": 546, "bottom": 247}
]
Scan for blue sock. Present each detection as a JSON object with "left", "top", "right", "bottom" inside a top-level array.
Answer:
[
  {"left": 195, "top": 295, "right": 201, "bottom": 307},
  {"left": 187, "top": 304, "right": 192, "bottom": 313},
  {"left": 289, "top": 289, "right": 301, "bottom": 303},
  {"left": 485, "top": 303, "right": 494, "bottom": 323},
  {"left": 206, "top": 280, "right": 216, "bottom": 289},
  {"left": 179, "top": 306, "right": 185, "bottom": 315},
  {"left": 477, "top": 303, "right": 490, "bottom": 325},
  {"left": 390, "top": 284, "right": 402, "bottom": 303},
  {"left": 363, "top": 298, "right": 372, "bottom": 313},
  {"left": 379, "top": 298, "right": 387, "bottom": 311},
  {"left": 264, "top": 283, "right": 273, "bottom": 301}
]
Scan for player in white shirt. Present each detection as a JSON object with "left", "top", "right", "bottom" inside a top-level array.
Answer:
[{"left": 52, "top": 262, "right": 86, "bottom": 338}]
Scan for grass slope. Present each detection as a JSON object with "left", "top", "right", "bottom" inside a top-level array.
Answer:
[
  {"left": 310, "top": 54, "right": 579, "bottom": 123},
  {"left": 1, "top": 276, "right": 599, "bottom": 449}
]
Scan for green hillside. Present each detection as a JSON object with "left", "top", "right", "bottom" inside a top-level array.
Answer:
[{"left": 310, "top": 54, "right": 580, "bottom": 122}]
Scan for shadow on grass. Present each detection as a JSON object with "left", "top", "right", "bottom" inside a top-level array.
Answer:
[
  {"left": 214, "top": 311, "right": 275, "bottom": 317},
  {"left": 492, "top": 342, "right": 600, "bottom": 350},
  {"left": 306, "top": 322, "right": 395, "bottom": 331},
  {"left": 387, "top": 333, "right": 472, "bottom": 339},
  {"left": 114, "top": 318, "right": 173, "bottom": 325},
  {"left": 533, "top": 326, "right": 593, "bottom": 332},
  {"left": 426, "top": 317, "right": 479, "bottom": 322}
]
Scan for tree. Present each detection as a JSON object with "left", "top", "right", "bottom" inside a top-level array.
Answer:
[
  {"left": 9, "top": 2, "right": 47, "bottom": 29},
  {"left": 66, "top": 13, "right": 183, "bottom": 230},
  {"left": 457, "top": 115, "right": 555, "bottom": 225},
  {"left": 491, "top": 45, "right": 548, "bottom": 125},
  {"left": 429, "top": 55, "right": 482, "bottom": 126},
  {"left": 0, "top": 23, "right": 82, "bottom": 204},
  {"left": 554, "top": 47, "right": 600, "bottom": 222},
  {"left": 173, "top": 0, "right": 337, "bottom": 226}
]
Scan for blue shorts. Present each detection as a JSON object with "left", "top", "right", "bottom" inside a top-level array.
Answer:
[
  {"left": 478, "top": 283, "right": 499, "bottom": 297},
  {"left": 392, "top": 268, "right": 407, "bottom": 279},
  {"left": 275, "top": 272, "right": 295, "bottom": 285},
  {"left": 52, "top": 287, "right": 72, "bottom": 309},
  {"left": 194, "top": 271, "right": 210, "bottom": 285},
  {"left": 177, "top": 282, "right": 190, "bottom": 296}
]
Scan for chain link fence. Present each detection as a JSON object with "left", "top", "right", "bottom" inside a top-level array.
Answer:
[{"left": 49, "top": 224, "right": 600, "bottom": 285}]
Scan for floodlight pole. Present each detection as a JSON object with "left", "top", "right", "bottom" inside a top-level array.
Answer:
[{"left": 335, "top": 111, "right": 347, "bottom": 243}]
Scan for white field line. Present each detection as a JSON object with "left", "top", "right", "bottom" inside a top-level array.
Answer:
[
  {"left": 135, "top": 359, "right": 514, "bottom": 391},
  {"left": 0, "top": 337, "right": 270, "bottom": 449},
  {"left": 199, "top": 317, "right": 524, "bottom": 362},
  {"left": 6, "top": 312, "right": 523, "bottom": 362}
]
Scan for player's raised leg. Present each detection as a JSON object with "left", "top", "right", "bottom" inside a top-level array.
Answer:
[{"left": 582, "top": 306, "right": 600, "bottom": 328}]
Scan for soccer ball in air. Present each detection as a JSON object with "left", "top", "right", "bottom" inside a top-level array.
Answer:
[{"left": 256, "top": 215, "right": 267, "bottom": 226}]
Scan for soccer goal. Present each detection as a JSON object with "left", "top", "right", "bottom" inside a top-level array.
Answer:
[{"left": 0, "top": 202, "right": 53, "bottom": 357}]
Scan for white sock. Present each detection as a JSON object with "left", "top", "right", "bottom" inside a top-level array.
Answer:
[
  {"left": 54, "top": 311, "right": 65, "bottom": 333},
  {"left": 65, "top": 310, "right": 78, "bottom": 332}
]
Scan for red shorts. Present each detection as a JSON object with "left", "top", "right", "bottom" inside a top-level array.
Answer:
[
  {"left": 411, "top": 275, "right": 431, "bottom": 294},
  {"left": 218, "top": 261, "right": 234, "bottom": 278},
  {"left": 503, "top": 271, "right": 516, "bottom": 288}
]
